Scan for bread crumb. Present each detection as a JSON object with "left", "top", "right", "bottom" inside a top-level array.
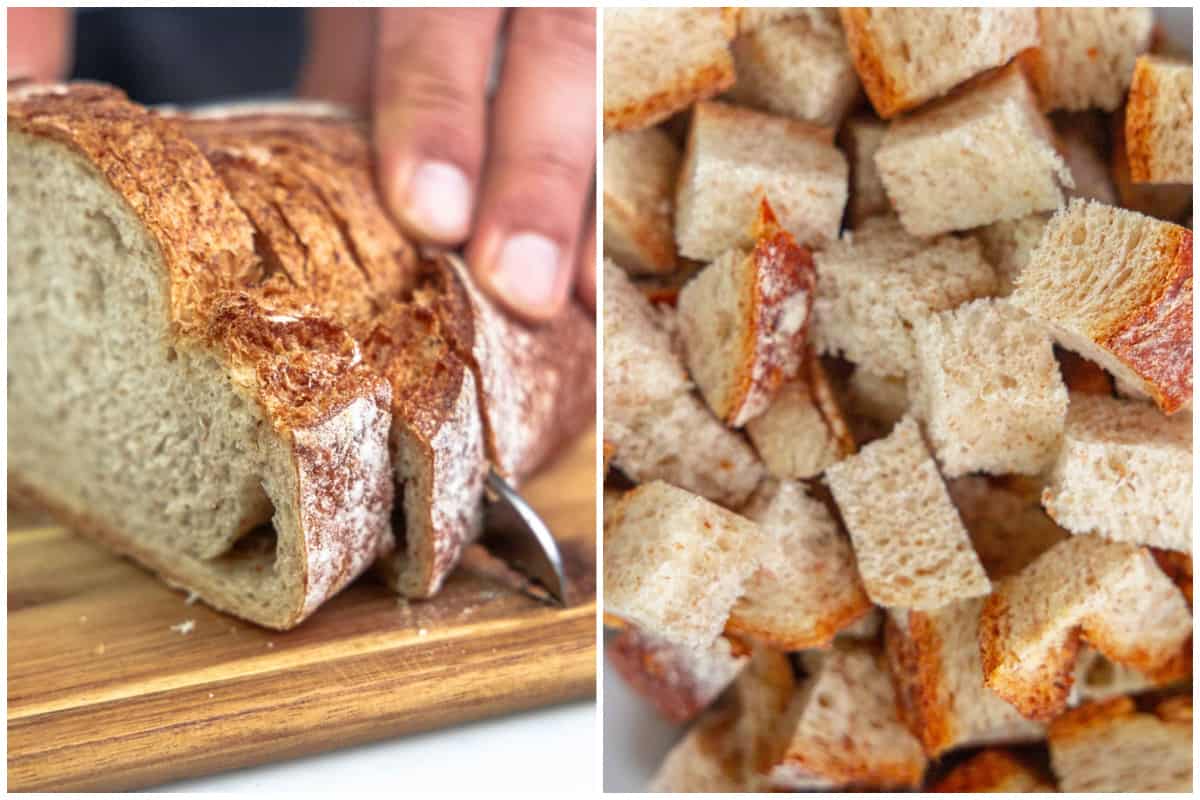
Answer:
[
  {"left": 94, "top": 643, "right": 106, "bottom": 655},
  {"left": 185, "top": 591, "right": 199, "bottom": 606},
  {"left": 170, "top": 620, "right": 196, "bottom": 635}
]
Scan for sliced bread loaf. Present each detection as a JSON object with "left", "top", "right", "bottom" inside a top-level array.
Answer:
[
  {"left": 875, "top": 64, "right": 1073, "bottom": 236},
  {"left": 675, "top": 100, "right": 847, "bottom": 260},
  {"left": 602, "top": 126, "right": 680, "bottom": 274},
  {"left": 930, "top": 749, "right": 1056, "bottom": 793},
  {"left": 1125, "top": 55, "right": 1194, "bottom": 184},
  {"left": 839, "top": 114, "right": 890, "bottom": 227},
  {"left": 1011, "top": 199, "right": 1193, "bottom": 414},
  {"left": 824, "top": 417, "right": 991, "bottom": 610}
]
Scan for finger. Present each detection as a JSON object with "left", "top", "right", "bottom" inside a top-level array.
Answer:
[
  {"left": 576, "top": 198, "right": 596, "bottom": 311},
  {"left": 8, "top": 8, "right": 72, "bottom": 81},
  {"left": 373, "top": 8, "right": 504, "bottom": 245},
  {"left": 466, "top": 8, "right": 596, "bottom": 321},
  {"left": 296, "top": 8, "right": 375, "bottom": 113}
]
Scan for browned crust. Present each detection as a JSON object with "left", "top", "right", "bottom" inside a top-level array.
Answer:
[
  {"left": 605, "top": 62, "right": 736, "bottom": 134},
  {"left": 1111, "top": 107, "right": 1193, "bottom": 222},
  {"left": 725, "top": 592, "right": 871, "bottom": 652},
  {"left": 1016, "top": 37, "right": 1054, "bottom": 112},
  {"left": 930, "top": 749, "right": 1049, "bottom": 792},
  {"left": 602, "top": 612, "right": 629, "bottom": 630},
  {"left": 884, "top": 614, "right": 954, "bottom": 756},
  {"left": 1154, "top": 693, "right": 1192, "bottom": 723},
  {"left": 1048, "top": 694, "right": 1136, "bottom": 742},
  {"left": 808, "top": 352, "right": 858, "bottom": 459},
  {"left": 1125, "top": 56, "right": 1161, "bottom": 183},
  {"left": 839, "top": 8, "right": 909, "bottom": 119},
  {"left": 1152, "top": 549, "right": 1193, "bottom": 607},
  {"left": 603, "top": 190, "right": 677, "bottom": 274}
]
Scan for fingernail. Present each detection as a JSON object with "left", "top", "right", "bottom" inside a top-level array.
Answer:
[
  {"left": 404, "top": 161, "right": 471, "bottom": 241},
  {"left": 489, "top": 232, "right": 563, "bottom": 316}
]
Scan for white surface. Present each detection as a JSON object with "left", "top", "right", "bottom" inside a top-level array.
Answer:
[{"left": 151, "top": 701, "right": 596, "bottom": 792}]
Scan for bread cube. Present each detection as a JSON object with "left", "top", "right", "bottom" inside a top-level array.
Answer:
[
  {"left": 931, "top": 750, "right": 1056, "bottom": 793},
  {"left": 649, "top": 705, "right": 745, "bottom": 792},
  {"left": 726, "top": 481, "right": 871, "bottom": 650},
  {"left": 1012, "top": 200, "right": 1193, "bottom": 414},
  {"left": 825, "top": 417, "right": 991, "bottom": 610},
  {"left": 840, "top": 8, "right": 1038, "bottom": 118},
  {"left": 875, "top": 65, "right": 1072, "bottom": 236},
  {"left": 1024, "top": 8, "right": 1154, "bottom": 112},
  {"left": 1041, "top": 394, "right": 1191, "bottom": 553},
  {"left": 603, "top": 481, "right": 769, "bottom": 652},
  {"left": 1126, "top": 55, "right": 1193, "bottom": 184},
  {"left": 603, "top": 8, "right": 736, "bottom": 132},
  {"left": 840, "top": 114, "right": 890, "bottom": 226},
  {"left": 675, "top": 101, "right": 847, "bottom": 260},
  {"left": 602, "top": 127, "right": 680, "bottom": 274},
  {"left": 1111, "top": 107, "right": 1194, "bottom": 222},
  {"left": 727, "top": 15, "right": 860, "bottom": 128},
  {"left": 910, "top": 299, "right": 1068, "bottom": 477},
  {"left": 813, "top": 216, "right": 997, "bottom": 378},
  {"left": 974, "top": 214, "right": 1050, "bottom": 296}
]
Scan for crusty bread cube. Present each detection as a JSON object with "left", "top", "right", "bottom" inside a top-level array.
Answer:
[
  {"left": 875, "top": 65, "right": 1073, "bottom": 236},
  {"left": 825, "top": 417, "right": 991, "bottom": 611},
  {"left": 885, "top": 599, "right": 1045, "bottom": 758},
  {"left": 839, "top": 114, "right": 890, "bottom": 226},
  {"left": 602, "top": 127, "right": 679, "bottom": 274},
  {"left": 979, "top": 535, "right": 1192, "bottom": 720},
  {"left": 675, "top": 101, "right": 847, "bottom": 260},
  {"left": 1048, "top": 695, "right": 1193, "bottom": 793},
  {"left": 1126, "top": 55, "right": 1194, "bottom": 184},
  {"left": 1041, "top": 394, "right": 1191, "bottom": 553},
  {"left": 649, "top": 703, "right": 746, "bottom": 792},
  {"left": 974, "top": 214, "right": 1050, "bottom": 296},
  {"left": 727, "top": 14, "right": 860, "bottom": 128},
  {"left": 603, "top": 8, "right": 736, "bottom": 133},
  {"left": 931, "top": 750, "right": 1056, "bottom": 793},
  {"left": 677, "top": 204, "right": 816, "bottom": 427},
  {"left": 603, "top": 261, "right": 763, "bottom": 507},
  {"left": 813, "top": 216, "right": 997, "bottom": 378},
  {"left": 1011, "top": 199, "right": 1193, "bottom": 414},
  {"left": 726, "top": 481, "right": 871, "bottom": 651},
  {"left": 947, "top": 476, "right": 1068, "bottom": 581},
  {"left": 1023, "top": 8, "right": 1154, "bottom": 112},
  {"left": 604, "top": 481, "right": 769, "bottom": 652},
  {"left": 840, "top": 8, "right": 1038, "bottom": 118},
  {"left": 1111, "top": 106, "right": 1194, "bottom": 222},
  {"left": 910, "top": 299, "right": 1068, "bottom": 477}
]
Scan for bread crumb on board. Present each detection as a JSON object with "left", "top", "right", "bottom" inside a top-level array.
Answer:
[{"left": 170, "top": 620, "right": 196, "bottom": 635}]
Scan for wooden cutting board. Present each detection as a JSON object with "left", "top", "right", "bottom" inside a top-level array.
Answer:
[{"left": 7, "top": 430, "right": 597, "bottom": 792}]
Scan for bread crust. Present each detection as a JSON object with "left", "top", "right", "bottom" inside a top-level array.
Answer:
[
  {"left": 839, "top": 9, "right": 908, "bottom": 119},
  {"left": 884, "top": 614, "right": 954, "bottom": 755},
  {"left": 1125, "top": 57, "right": 1161, "bottom": 182},
  {"left": 930, "top": 749, "right": 1051, "bottom": 792}
]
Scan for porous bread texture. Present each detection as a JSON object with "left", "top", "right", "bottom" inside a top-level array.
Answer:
[
  {"left": 840, "top": 8, "right": 1038, "bottom": 118},
  {"left": 875, "top": 64, "right": 1073, "bottom": 237},
  {"left": 884, "top": 599, "right": 1045, "bottom": 758},
  {"left": 974, "top": 214, "right": 1050, "bottom": 297},
  {"left": 675, "top": 101, "right": 847, "bottom": 260},
  {"left": 745, "top": 354, "right": 854, "bottom": 479},
  {"left": 603, "top": 261, "right": 762, "bottom": 507},
  {"left": 839, "top": 114, "right": 890, "bottom": 226},
  {"left": 726, "top": 481, "right": 871, "bottom": 651},
  {"left": 1056, "top": 113, "right": 1119, "bottom": 205},
  {"left": 931, "top": 749, "right": 1055, "bottom": 792},
  {"left": 770, "top": 647, "right": 928, "bottom": 790},
  {"left": 1024, "top": 8, "right": 1154, "bottom": 112},
  {"left": 602, "top": 127, "right": 680, "bottom": 274},
  {"left": 1069, "top": 647, "right": 1162, "bottom": 707},
  {"left": 608, "top": 627, "right": 747, "bottom": 724},
  {"left": 734, "top": 7, "right": 839, "bottom": 36},
  {"left": 648, "top": 704, "right": 746, "bottom": 792},
  {"left": 727, "top": 14, "right": 860, "bottom": 129},
  {"left": 1125, "top": 55, "right": 1194, "bottom": 184},
  {"left": 947, "top": 476, "right": 1068, "bottom": 581},
  {"left": 1110, "top": 106, "right": 1194, "bottom": 222},
  {"left": 1041, "top": 393, "right": 1192, "bottom": 553},
  {"left": 910, "top": 298, "right": 1068, "bottom": 477},
  {"left": 603, "top": 8, "right": 736, "bottom": 133},
  {"left": 603, "top": 481, "right": 769, "bottom": 653},
  {"left": 1048, "top": 695, "right": 1193, "bottom": 793},
  {"left": 676, "top": 214, "right": 815, "bottom": 427},
  {"left": 979, "top": 535, "right": 1193, "bottom": 720},
  {"left": 845, "top": 368, "right": 908, "bottom": 427},
  {"left": 812, "top": 216, "right": 998, "bottom": 379},
  {"left": 1011, "top": 199, "right": 1193, "bottom": 414},
  {"left": 824, "top": 417, "right": 991, "bottom": 611}
]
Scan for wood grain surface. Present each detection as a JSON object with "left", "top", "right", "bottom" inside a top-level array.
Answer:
[{"left": 7, "top": 430, "right": 597, "bottom": 792}]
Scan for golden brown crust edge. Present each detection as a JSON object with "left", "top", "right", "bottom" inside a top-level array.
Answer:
[
  {"left": 884, "top": 613, "right": 954, "bottom": 756},
  {"left": 930, "top": 749, "right": 1050, "bottom": 792},
  {"left": 840, "top": 8, "right": 910, "bottom": 119},
  {"left": 1125, "top": 57, "right": 1161, "bottom": 183},
  {"left": 605, "top": 61, "right": 736, "bottom": 134}
]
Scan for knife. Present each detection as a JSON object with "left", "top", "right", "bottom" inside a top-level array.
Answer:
[{"left": 479, "top": 468, "right": 571, "bottom": 607}]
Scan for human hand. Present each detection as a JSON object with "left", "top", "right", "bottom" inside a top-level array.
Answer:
[
  {"left": 7, "top": 7, "right": 72, "bottom": 82},
  {"left": 299, "top": 8, "right": 596, "bottom": 322}
]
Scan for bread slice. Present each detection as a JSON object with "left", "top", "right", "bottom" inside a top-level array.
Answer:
[
  {"left": 974, "top": 214, "right": 1050, "bottom": 297},
  {"left": 7, "top": 84, "right": 395, "bottom": 630},
  {"left": 745, "top": 352, "right": 854, "bottom": 479},
  {"left": 648, "top": 703, "right": 746, "bottom": 792},
  {"left": 725, "top": 481, "right": 872, "bottom": 651},
  {"left": 825, "top": 417, "right": 991, "bottom": 610},
  {"left": 910, "top": 298, "right": 1068, "bottom": 477},
  {"left": 603, "top": 481, "right": 769, "bottom": 652},
  {"left": 947, "top": 476, "right": 1068, "bottom": 581},
  {"left": 602, "top": 127, "right": 680, "bottom": 274},
  {"left": 1125, "top": 55, "right": 1194, "bottom": 184},
  {"left": 677, "top": 203, "right": 815, "bottom": 426},
  {"left": 1040, "top": 393, "right": 1191, "bottom": 553},
  {"left": 603, "top": 8, "right": 736, "bottom": 133},
  {"left": 840, "top": 8, "right": 1038, "bottom": 118},
  {"left": 1056, "top": 112, "right": 1120, "bottom": 205},
  {"left": 1023, "top": 8, "right": 1155, "bottom": 112},
  {"left": 884, "top": 599, "right": 1045, "bottom": 757},
  {"left": 608, "top": 627, "right": 747, "bottom": 724},
  {"left": 675, "top": 100, "right": 847, "bottom": 260},
  {"left": 603, "top": 260, "right": 763, "bottom": 507},
  {"left": 979, "top": 535, "right": 1192, "bottom": 720},
  {"left": 875, "top": 64, "right": 1073, "bottom": 237},
  {"left": 930, "top": 749, "right": 1056, "bottom": 792},
  {"left": 840, "top": 114, "right": 890, "bottom": 227},
  {"left": 1048, "top": 695, "right": 1193, "bottom": 792},
  {"left": 1111, "top": 106, "right": 1194, "bottom": 222},
  {"left": 813, "top": 216, "right": 998, "bottom": 378},
  {"left": 1012, "top": 199, "right": 1193, "bottom": 414},
  {"left": 727, "top": 14, "right": 860, "bottom": 128}
]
